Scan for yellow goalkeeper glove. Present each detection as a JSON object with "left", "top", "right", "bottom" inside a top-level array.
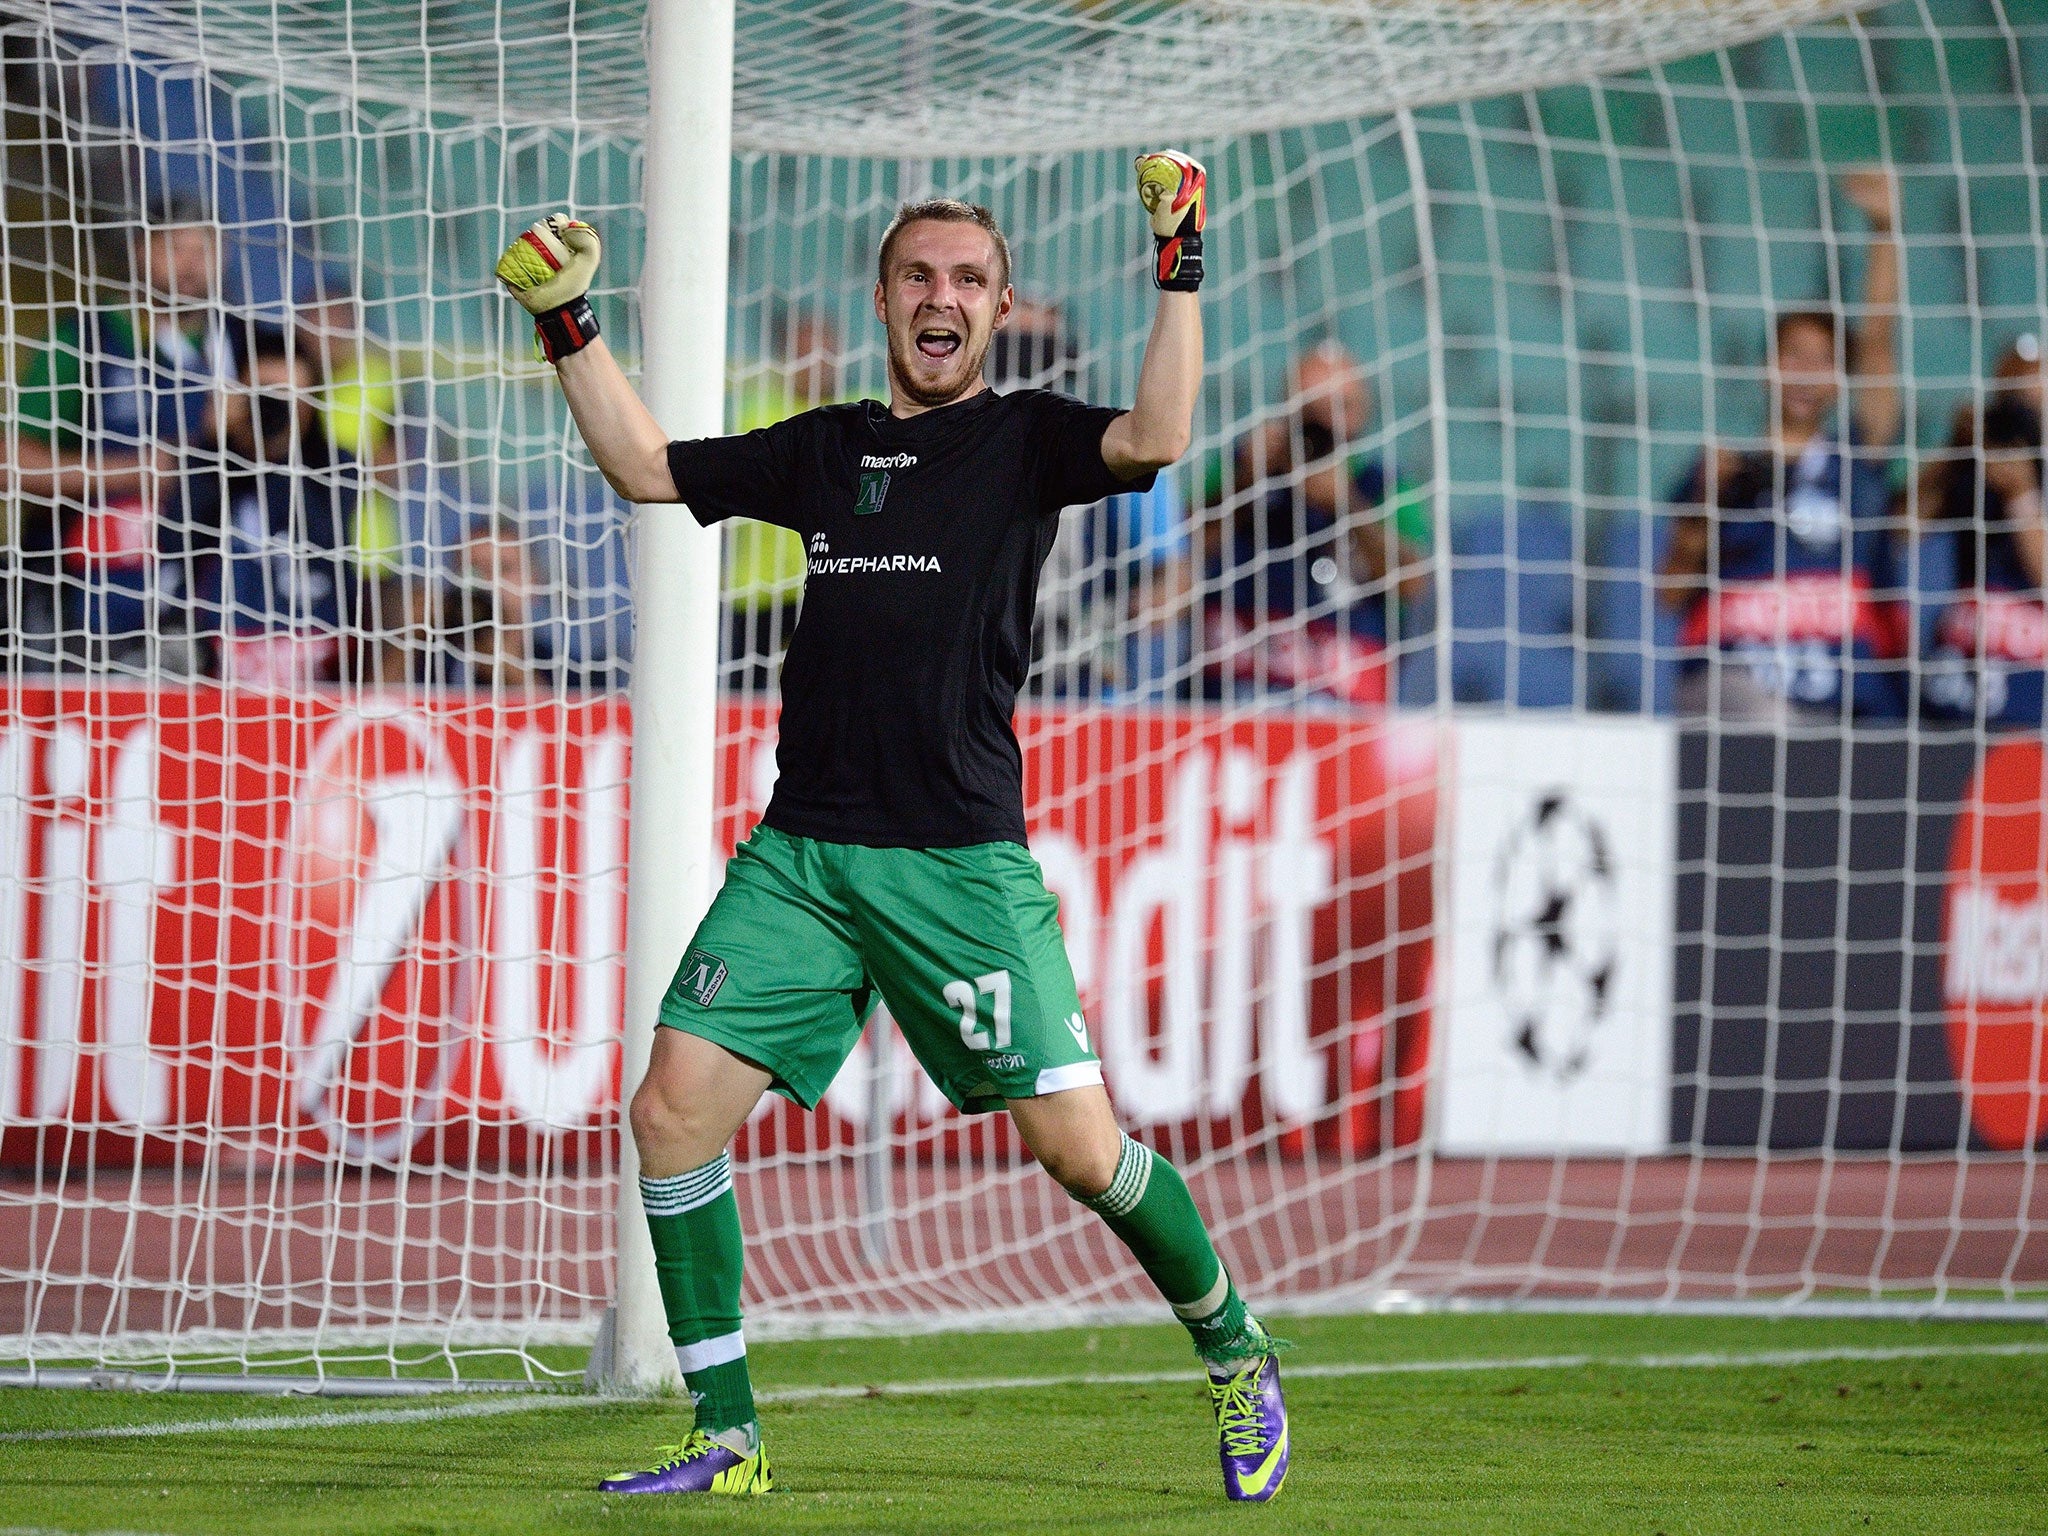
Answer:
[
  {"left": 495, "top": 213, "right": 603, "bottom": 362},
  {"left": 1135, "top": 151, "right": 1207, "bottom": 292}
]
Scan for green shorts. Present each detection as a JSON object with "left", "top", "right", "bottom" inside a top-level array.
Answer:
[{"left": 658, "top": 824, "right": 1100, "bottom": 1114}]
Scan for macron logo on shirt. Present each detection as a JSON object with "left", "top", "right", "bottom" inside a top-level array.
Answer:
[{"left": 861, "top": 453, "right": 917, "bottom": 470}]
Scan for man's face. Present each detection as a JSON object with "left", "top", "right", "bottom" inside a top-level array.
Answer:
[
  {"left": 1294, "top": 350, "right": 1373, "bottom": 450},
  {"left": 301, "top": 297, "right": 359, "bottom": 350},
  {"left": 786, "top": 314, "right": 840, "bottom": 408},
  {"left": 873, "top": 220, "right": 1012, "bottom": 410},
  {"left": 232, "top": 353, "right": 314, "bottom": 459},
  {"left": 139, "top": 224, "right": 219, "bottom": 307},
  {"left": 1774, "top": 319, "right": 1839, "bottom": 432},
  {"left": 1998, "top": 354, "right": 2046, "bottom": 417}
]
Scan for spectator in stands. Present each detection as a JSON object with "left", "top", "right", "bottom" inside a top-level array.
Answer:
[
  {"left": 352, "top": 510, "right": 549, "bottom": 691},
  {"left": 1661, "top": 170, "right": 1904, "bottom": 724},
  {"left": 448, "top": 511, "right": 550, "bottom": 689},
  {"left": 1992, "top": 330, "right": 2046, "bottom": 417},
  {"left": 188, "top": 324, "right": 360, "bottom": 688},
  {"left": 723, "top": 302, "right": 840, "bottom": 689},
  {"left": 351, "top": 570, "right": 436, "bottom": 689},
  {"left": 1202, "top": 340, "right": 1428, "bottom": 704},
  {"left": 1916, "top": 336, "right": 2046, "bottom": 729},
  {"left": 298, "top": 264, "right": 405, "bottom": 572},
  {"left": 7, "top": 189, "right": 235, "bottom": 674},
  {"left": 989, "top": 298, "right": 1194, "bottom": 699}
]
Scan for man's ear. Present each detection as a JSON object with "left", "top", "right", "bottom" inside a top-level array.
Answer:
[
  {"left": 872, "top": 279, "right": 887, "bottom": 326},
  {"left": 994, "top": 285, "right": 1014, "bottom": 329}
]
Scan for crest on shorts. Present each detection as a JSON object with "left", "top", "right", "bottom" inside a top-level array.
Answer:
[
  {"left": 681, "top": 948, "right": 729, "bottom": 1007},
  {"left": 853, "top": 468, "right": 890, "bottom": 516}
]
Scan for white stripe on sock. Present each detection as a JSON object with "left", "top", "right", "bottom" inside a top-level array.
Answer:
[
  {"left": 674, "top": 1329, "right": 747, "bottom": 1375},
  {"left": 1171, "top": 1269, "right": 1232, "bottom": 1322},
  {"left": 641, "top": 1156, "right": 733, "bottom": 1216},
  {"left": 1087, "top": 1134, "right": 1153, "bottom": 1218}
]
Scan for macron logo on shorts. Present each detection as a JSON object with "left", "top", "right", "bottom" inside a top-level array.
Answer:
[{"left": 681, "top": 948, "right": 729, "bottom": 1007}]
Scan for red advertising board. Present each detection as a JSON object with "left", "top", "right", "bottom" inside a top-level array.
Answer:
[
  {"left": 1945, "top": 738, "right": 2048, "bottom": 1151},
  {"left": 0, "top": 689, "right": 1434, "bottom": 1166}
]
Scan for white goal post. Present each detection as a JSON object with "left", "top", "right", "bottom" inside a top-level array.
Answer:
[
  {"left": 2, "top": 0, "right": 2045, "bottom": 1393},
  {"left": 606, "top": 0, "right": 736, "bottom": 1397}
]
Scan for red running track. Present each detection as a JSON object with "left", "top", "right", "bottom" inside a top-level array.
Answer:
[{"left": 4, "top": 1156, "right": 2044, "bottom": 1349}]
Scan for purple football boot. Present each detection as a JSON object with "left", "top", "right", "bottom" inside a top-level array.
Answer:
[
  {"left": 596, "top": 1429, "right": 773, "bottom": 1495},
  {"left": 1208, "top": 1353, "right": 1290, "bottom": 1502}
]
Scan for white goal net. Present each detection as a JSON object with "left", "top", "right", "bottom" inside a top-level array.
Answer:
[{"left": 3, "top": 0, "right": 2044, "bottom": 1389}]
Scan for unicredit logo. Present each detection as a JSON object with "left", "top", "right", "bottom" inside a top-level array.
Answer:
[
  {"left": 1945, "top": 885, "right": 2046, "bottom": 1003},
  {"left": 280, "top": 708, "right": 472, "bottom": 1163},
  {"left": 1944, "top": 738, "right": 2048, "bottom": 1150}
]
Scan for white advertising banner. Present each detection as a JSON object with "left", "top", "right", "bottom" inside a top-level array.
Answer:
[{"left": 1440, "top": 715, "right": 1677, "bottom": 1155}]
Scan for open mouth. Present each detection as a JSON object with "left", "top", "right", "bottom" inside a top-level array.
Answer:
[{"left": 916, "top": 328, "right": 961, "bottom": 362}]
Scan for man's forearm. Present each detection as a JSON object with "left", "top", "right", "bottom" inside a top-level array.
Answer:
[
  {"left": 1658, "top": 515, "right": 1711, "bottom": 614},
  {"left": 2009, "top": 490, "right": 2046, "bottom": 589},
  {"left": 1106, "top": 292, "right": 1201, "bottom": 475},
  {"left": 554, "top": 338, "right": 677, "bottom": 504},
  {"left": 6, "top": 437, "right": 150, "bottom": 504},
  {"left": 1853, "top": 225, "right": 1902, "bottom": 445}
]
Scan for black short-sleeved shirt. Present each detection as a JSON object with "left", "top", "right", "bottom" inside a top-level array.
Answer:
[{"left": 667, "top": 388, "right": 1153, "bottom": 848}]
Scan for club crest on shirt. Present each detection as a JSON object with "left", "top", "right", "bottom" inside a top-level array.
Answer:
[{"left": 853, "top": 468, "right": 890, "bottom": 516}]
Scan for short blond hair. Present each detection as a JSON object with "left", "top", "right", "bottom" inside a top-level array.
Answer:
[{"left": 877, "top": 199, "right": 1011, "bottom": 292}]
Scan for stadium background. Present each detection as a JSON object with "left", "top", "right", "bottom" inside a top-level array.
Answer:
[
  {"left": 1, "top": 0, "right": 2045, "bottom": 1381},
  {"left": 13, "top": 1, "right": 2048, "bottom": 707}
]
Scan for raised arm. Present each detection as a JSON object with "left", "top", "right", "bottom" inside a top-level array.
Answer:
[
  {"left": 1658, "top": 447, "right": 1735, "bottom": 614},
  {"left": 1101, "top": 152, "right": 1207, "bottom": 479},
  {"left": 556, "top": 339, "right": 677, "bottom": 504},
  {"left": 1841, "top": 169, "right": 1901, "bottom": 447},
  {"left": 1103, "top": 293, "right": 1201, "bottom": 477},
  {"left": 1985, "top": 451, "right": 2048, "bottom": 589},
  {"left": 496, "top": 215, "right": 678, "bottom": 504},
  {"left": 6, "top": 434, "right": 160, "bottom": 506}
]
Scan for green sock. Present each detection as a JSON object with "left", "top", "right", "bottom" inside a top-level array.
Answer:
[
  {"left": 1081, "top": 1133, "right": 1258, "bottom": 1365},
  {"left": 641, "top": 1156, "right": 757, "bottom": 1441}
]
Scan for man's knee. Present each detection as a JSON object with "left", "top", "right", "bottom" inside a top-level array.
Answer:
[
  {"left": 628, "top": 1077, "right": 694, "bottom": 1157},
  {"left": 1038, "top": 1137, "right": 1120, "bottom": 1201},
  {"left": 630, "top": 1028, "right": 772, "bottom": 1176},
  {"left": 1010, "top": 1084, "right": 1125, "bottom": 1201}
]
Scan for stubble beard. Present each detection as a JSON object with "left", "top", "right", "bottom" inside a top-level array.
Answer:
[{"left": 888, "top": 323, "right": 993, "bottom": 410}]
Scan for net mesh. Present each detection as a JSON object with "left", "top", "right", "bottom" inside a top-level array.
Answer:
[
  {"left": 3, "top": 0, "right": 2046, "bottom": 1386},
  {"left": 51, "top": 0, "right": 1865, "bottom": 148}
]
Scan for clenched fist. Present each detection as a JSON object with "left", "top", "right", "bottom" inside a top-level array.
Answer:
[
  {"left": 1136, "top": 151, "right": 1208, "bottom": 292},
  {"left": 496, "top": 214, "right": 603, "bottom": 361}
]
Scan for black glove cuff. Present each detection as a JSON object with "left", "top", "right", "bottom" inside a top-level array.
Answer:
[
  {"left": 534, "top": 295, "right": 599, "bottom": 363},
  {"left": 1153, "top": 230, "right": 1203, "bottom": 292}
]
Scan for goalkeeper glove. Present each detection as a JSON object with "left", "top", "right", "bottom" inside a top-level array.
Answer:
[
  {"left": 495, "top": 214, "right": 602, "bottom": 362},
  {"left": 1135, "top": 151, "right": 1207, "bottom": 292}
]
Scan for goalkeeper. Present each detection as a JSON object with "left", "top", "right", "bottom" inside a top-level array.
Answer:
[{"left": 497, "top": 155, "right": 1289, "bottom": 1503}]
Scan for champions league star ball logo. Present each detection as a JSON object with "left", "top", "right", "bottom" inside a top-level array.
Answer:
[{"left": 1489, "top": 791, "right": 1619, "bottom": 1082}]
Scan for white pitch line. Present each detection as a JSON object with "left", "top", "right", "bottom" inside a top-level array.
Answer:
[
  {"left": 0, "top": 1391, "right": 596, "bottom": 1444},
  {"left": 7, "top": 1339, "right": 2047, "bottom": 1444},
  {"left": 755, "top": 1339, "right": 2048, "bottom": 1402}
]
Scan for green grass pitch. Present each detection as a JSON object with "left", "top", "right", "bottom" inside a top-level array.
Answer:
[{"left": 4, "top": 1313, "right": 2046, "bottom": 1534}]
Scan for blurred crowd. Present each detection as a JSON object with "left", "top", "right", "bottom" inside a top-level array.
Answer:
[
  {"left": 5, "top": 171, "right": 2044, "bottom": 733},
  {"left": 1656, "top": 171, "right": 2042, "bottom": 731},
  {"left": 3, "top": 190, "right": 555, "bottom": 692}
]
